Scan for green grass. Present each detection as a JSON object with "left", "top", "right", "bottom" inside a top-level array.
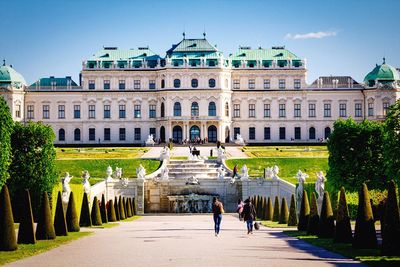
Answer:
[
  {"left": 261, "top": 220, "right": 296, "bottom": 228},
  {"left": 91, "top": 223, "right": 120, "bottom": 229},
  {"left": 225, "top": 158, "right": 328, "bottom": 184},
  {"left": 52, "top": 183, "right": 84, "bottom": 218},
  {"left": 243, "top": 146, "right": 328, "bottom": 158},
  {"left": 0, "top": 232, "right": 92, "bottom": 266},
  {"left": 56, "top": 147, "right": 149, "bottom": 160},
  {"left": 285, "top": 231, "right": 400, "bottom": 267}
]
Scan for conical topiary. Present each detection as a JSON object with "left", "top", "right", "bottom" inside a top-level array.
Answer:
[
  {"left": 114, "top": 196, "right": 120, "bottom": 221},
  {"left": 66, "top": 192, "right": 80, "bottom": 232},
  {"left": 17, "top": 189, "right": 36, "bottom": 244},
  {"left": 288, "top": 194, "right": 298, "bottom": 226},
  {"left": 258, "top": 196, "right": 263, "bottom": 219},
  {"left": 36, "top": 192, "right": 56, "bottom": 240},
  {"left": 54, "top": 191, "right": 68, "bottom": 236},
  {"left": 119, "top": 196, "right": 126, "bottom": 220},
  {"left": 100, "top": 194, "right": 108, "bottom": 224},
  {"left": 334, "top": 187, "right": 352, "bottom": 243},
  {"left": 124, "top": 197, "right": 128, "bottom": 218},
  {"left": 265, "top": 197, "right": 273, "bottom": 220},
  {"left": 91, "top": 196, "right": 102, "bottom": 226},
  {"left": 0, "top": 185, "right": 17, "bottom": 251},
  {"left": 107, "top": 199, "right": 117, "bottom": 222},
  {"left": 318, "top": 192, "right": 335, "bottom": 238},
  {"left": 79, "top": 192, "right": 92, "bottom": 227},
  {"left": 132, "top": 197, "right": 137, "bottom": 215},
  {"left": 279, "top": 197, "right": 289, "bottom": 224},
  {"left": 353, "top": 183, "right": 377, "bottom": 248},
  {"left": 272, "top": 196, "right": 280, "bottom": 222},
  {"left": 307, "top": 192, "right": 319, "bottom": 235},
  {"left": 126, "top": 198, "right": 132, "bottom": 218},
  {"left": 381, "top": 180, "right": 400, "bottom": 255},
  {"left": 298, "top": 190, "right": 310, "bottom": 231},
  {"left": 261, "top": 197, "right": 267, "bottom": 220}
]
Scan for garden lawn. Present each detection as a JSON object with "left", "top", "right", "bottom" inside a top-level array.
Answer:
[
  {"left": 56, "top": 147, "right": 149, "bottom": 160},
  {"left": 242, "top": 146, "right": 328, "bottom": 158},
  {"left": 261, "top": 220, "right": 296, "bottom": 228},
  {"left": 225, "top": 158, "right": 328, "bottom": 184}
]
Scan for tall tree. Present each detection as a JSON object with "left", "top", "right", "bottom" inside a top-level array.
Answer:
[
  {"left": 0, "top": 96, "right": 13, "bottom": 190},
  {"left": 384, "top": 100, "right": 400, "bottom": 186}
]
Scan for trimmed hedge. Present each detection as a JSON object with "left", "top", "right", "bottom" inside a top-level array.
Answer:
[
  {"left": 79, "top": 192, "right": 92, "bottom": 227},
  {"left": 288, "top": 194, "right": 298, "bottom": 226},
  {"left": 0, "top": 185, "right": 17, "bottom": 251},
  {"left": 279, "top": 197, "right": 289, "bottom": 224},
  {"left": 307, "top": 192, "right": 319, "bottom": 235},
  {"left": 298, "top": 190, "right": 310, "bottom": 231},
  {"left": 100, "top": 194, "right": 108, "bottom": 224},
  {"left": 265, "top": 197, "right": 273, "bottom": 221},
  {"left": 107, "top": 199, "right": 117, "bottom": 222},
  {"left": 36, "top": 192, "right": 56, "bottom": 240},
  {"left": 272, "top": 196, "right": 280, "bottom": 222},
  {"left": 66, "top": 192, "right": 80, "bottom": 232},
  {"left": 381, "top": 180, "right": 400, "bottom": 255},
  {"left": 318, "top": 192, "right": 335, "bottom": 238},
  {"left": 114, "top": 196, "right": 120, "bottom": 221},
  {"left": 17, "top": 189, "right": 36, "bottom": 244},
  {"left": 334, "top": 187, "right": 352, "bottom": 243},
  {"left": 91, "top": 196, "right": 102, "bottom": 226},
  {"left": 119, "top": 196, "right": 126, "bottom": 220},
  {"left": 54, "top": 191, "right": 68, "bottom": 236}
]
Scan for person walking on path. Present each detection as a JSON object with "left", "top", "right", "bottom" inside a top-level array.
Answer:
[
  {"left": 237, "top": 198, "right": 244, "bottom": 221},
  {"left": 212, "top": 196, "right": 224, "bottom": 237},
  {"left": 242, "top": 198, "right": 256, "bottom": 234},
  {"left": 232, "top": 164, "right": 239, "bottom": 179}
]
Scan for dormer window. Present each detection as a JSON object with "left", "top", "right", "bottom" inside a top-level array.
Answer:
[
  {"left": 209, "top": 79, "right": 216, "bottom": 88},
  {"left": 174, "top": 79, "right": 181, "bottom": 88}
]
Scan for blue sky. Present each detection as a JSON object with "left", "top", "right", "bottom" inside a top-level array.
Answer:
[{"left": 1, "top": 0, "right": 399, "bottom": 84}]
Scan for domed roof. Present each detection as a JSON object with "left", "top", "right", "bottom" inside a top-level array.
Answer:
[
  {"left": 0, "top": 61, "right": 27, "bottom": 88},
  {"left": 364, "top": 58, "right": 399, "bottom": 84}
]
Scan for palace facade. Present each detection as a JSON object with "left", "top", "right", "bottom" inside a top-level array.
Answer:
[{"left": 1, "top": 36, "right": 399, "bottom": 144}]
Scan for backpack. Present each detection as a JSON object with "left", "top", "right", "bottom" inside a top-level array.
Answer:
[{"left": 254, "top": 222, "right": 260, "bottom": 230}]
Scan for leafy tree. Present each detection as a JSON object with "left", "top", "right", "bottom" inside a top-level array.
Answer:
[
  {"left": 384, "top": 100, "right": 400, "bottom": 186},
  {"left": 0, "top": 96, "right": 13, "bottom": 190}
]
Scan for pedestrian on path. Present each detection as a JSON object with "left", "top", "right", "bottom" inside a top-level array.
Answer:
[
  {"left": 232, "top": 164, "right": 239, "bottom": 179},
  {"left": 237, "top": 198, "right": 244, "bottom": 221},
  {"left": 212, "top": 196, "right": 224, "bottom": 237},
  {"left": 242, "top": 198, "right": 256, "bottom": 234}
]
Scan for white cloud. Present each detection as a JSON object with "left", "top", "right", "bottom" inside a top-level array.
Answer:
[{"left": 285, "top": 31, "right": 337, "bottom": 40}]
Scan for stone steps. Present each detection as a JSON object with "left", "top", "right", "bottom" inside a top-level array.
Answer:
[{"left": 165, "top": 159, "right": 223, "bottom": 180}]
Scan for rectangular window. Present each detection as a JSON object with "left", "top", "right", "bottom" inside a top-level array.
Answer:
[
  {"left": 58, "top": 105, "right": 65, "bottom": 119},
  {"left": 43, "top": 105, "right": 50, "bottom": 119},
  {"left": 234, "top": 127, "right": 240, "bottom": 140},
  {"left": 279, "top": 79, "right": 286, "bottom": 89},
  {"left": 134, "top": 128, "right": 141, "bottom": 140},
  {"left": 339, "top": 103, "right": 347, "bottom": 117},
  {"left": 149, "top": 128, "right": 156, "bottom": 140},
  {"left": 249, "top": 127, "right": 255, "bottom": 140},
  {"left": 383, "top": 102, "right": 390, "bottom": 116},
  {"left": 103, "top": 80, "right": 110, "bottom": 90},
  {"left": 279, "top": 127, "right": 286, "bottom": 140},
  {"left": 248, "top": 79, "right": 255, "bottom": 89},
  {"left": 355, "top": 103, "right": 362, "bottom": 117},
  {"left": 119, "top": 80, "right": 125, "bottom": 90},
  {"left": 264, "top": 104, "right": 271, "bottom": 118},
  {"left": 368, "top": 102, "right": 374, "bottom": 116},
  {"left": 149, "top": 105, "right": 156, "bottom": 118},
  {"left": 279, "top": 103, "right": 286, "bottom": 117},
  {"left": 249, "top": 104, "right": 256, "bottom": 118},
  {"left": 103, "top": 105, "right": 110, "bottom": 119},
  {"left": 89, "top": 128, "right": 96, "bottom": 141},
  {"left": 308, "top": 103, "right": 316, "bottom": 118},
  {"left": 88, "top": 105, "right": 96, "bottom": 119},
  {"left": 119, "top": 104, "right": 126, "bottom": 118},
  {"left": 233, "top": 104, "right": 240, "bottom": 118},
  {"left": 74, "top": 105, "right": 81, "bottom": 119},
  {"left": 119, "top": 128, "right": 126, "bottom": 141},
  {"left": 149, "top": 80, "right": 156, "bottom": 90},
  {"left": 264, "top": 127, "right": 271, "bottom": 140},
  {"left": 294, "top": 104, "right": 301, "bottom": 117},
  {"left": 15, "top": 104, "right": 21, "bottom": 118},
  {"left": 233, "top": 79, "right": 240, "bottom": 89},
  {"left": 134, "top": 105, "right": 141, "bottom": 118},
  {"left": 295, "top": 127, "right": 301, "bottom": 140},
  {"left": 263, "top": 79, "right": 270, "bottom": 89},
  {"left": 294, "top": 79, "right": 301, "bottom": 89},
  {"left": 324, "top": 103, "right": 331, "bottom": 117},
  {"left": 27, "top": 105, "right": 34, "bottom": 119},
  {"left": 104, "top": 128, "right": 110, "bottom": 141},
  {"left": 134, "top": 80, "right": 141, "bottom": 90},
  {"left": 88, "top": 80, "right": 95, "bottom": 90}
]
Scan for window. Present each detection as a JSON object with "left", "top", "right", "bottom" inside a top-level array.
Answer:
[
  {"left": 309, "top": 127, "right": 316, "bottom": 140},
  {"left": 74, "top": 105, "right": 81, "bottom": 119},
  {"left": 263, "top": 79, "right": 270, "bottom": 89},
  {"left": 233, "top": 79, "right": 240, "bottom": 89},
  {"left": 134, "top": 80, "right": 141, "bottom": 89},
  {"left": 368, "top": 102, "right": 374, "bottom": 116},
  {"left": 248, "top": 79, "right": 255, "bottom": 89},
  {"left": 191, "top": 79, "right": 198, "bottom": 88},
  {"left": 294, "top": 104, "right": 301, "bottom": 118},
  {"left": 324, "top": 103, "right": 331, "bottom": 117},
  {"left": 209, "top": 79, "right": 216, "bottom": 88},
  {"left": 264, "top": 127, "right": 271, "bottom": 140},
  {"left": 43, "top": 105, "right": 50, "bottom": 119},
  {"left": 295, "top": 127, "right": 301, "bottom": 140},
  {"left": 264, "top": 104, "right": 271, "bottom": 117},
  {"left": 161, "top": 103, "right": 165, "bottom": 117},
  {"left": 149, "top": 128, "right": 156, "bottom": 140},
  {"left": 233, "top": 104, "right": 240, "bottom": 118},
  {"left": 104, "top": 128, "right": 110, "bottom": 141},
  {"left": 89, "top": 128, "right": 96, "bottom": 141},
  {"left": 234, "top": 127, "right": 240, "bottom": 140},
  {"left": 161, "top": 79, "right": 165, "bottom": 88},
  {"left": 104, "top": 80, "right": 110, "bottom": 90},
  {"left": 15, "top": 104, "right": 21, "bottom": 118},
  {"left": 148, "top": 105, "right": 156, "bottom": 118},
  {"left": 308, "top": 103, "right": 316, "bottom": 118},
  {"left": 119, "top": 128, "right": 126, "bottom": 141},
  {"left": 58, "top": 105, "right": 65, "bottom": 119},
  {"left": 249, "top": 127, "right": 255, "bottom": 140},
  {"left": 279, "top": 79, "right": 286, "bottom": 89},
  {"left": 27, "top": 105, "right": 34, "bottom": 119},
  {"left": 59, "top": 129, "right": 65, "bottom": 141},
  {"left": 191, "top": 102, "right": 199, "bottom": 116},
  {"left": 103, "top": 105, "right": 110, "bottom": 119},
  {"left": 339, "top": 103, "right": 347, "bottom": 117},
  {"left": 279, "top": 104, "right": 286, "bottom": 117},
  {"left": 355, "top": 103, "right": 362, "bottom": 117},
  {"left": 119, "top": 80, "right": 125, "bottom": 90},
  {"left": 249, "top": 104, "right": 256, "bottom": 118},
  {"left": 225, "top": 102, "right": 229, "bottom": 117},
  {"left": 134, "top": 128, "right": 141, "bottom": 140},
  {"left": 89, "top": 80, "right": 95, "bottom": 90},
  {"left": 173, "top": 79, "right": 181, "bottom": 88},
  {"left": 325, "top": 127, "right": 331, "bottom": 139},
  {"left": 279, "top": 127, "right": 286, "bottom": 140},
  {"left": 173, "top": 102, "right": 181, "bottom": 116},
  {"left": 134, "top": 105, "right": 141, "bottom": 118},
  {"left": 119, "top": 104, "right": 126, "bottom": 118},
  {"left": 383, "top": 102, "right": 390, "bottom": 116},
  {"left": 149, "top": 80, "right": 156, "bottom": 89},
  {"left": 208, "top": 102, "right": 216, "bottom": 116},
  {"left": 294, "top": 79, "right": 301, "bottom": 89},
  {"left": 87, "top": 104, "right": 95, "bottom": 118},
  {"left": 74, "top": 128, "right": 81, "bottom": 141}
]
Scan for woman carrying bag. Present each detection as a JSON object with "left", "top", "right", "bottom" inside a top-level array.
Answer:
[
  {"left": 242, "top": 198, "right": 256, "bottom": 234},
  {"left": 212, "top": 196, "right": 224, "bottom": 237}
]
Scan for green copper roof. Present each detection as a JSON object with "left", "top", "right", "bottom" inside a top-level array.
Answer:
[
  {"left": 0, "top": 64, "right": 27, "bottom": 87},
  {"left": 30, "top": 76, "right": 78, "bottom": 87},
  {"left": 167, "top": 38, "right": 218, "bottom": 54},
  {"left": 88, "top": 47, "right": 161, "bottom": 61},
  {"left": 364, "top": 59, "right": 400, "bottom": 83},
  {"left": 229, "top": 46, "right": 301, "bottom": 61}
]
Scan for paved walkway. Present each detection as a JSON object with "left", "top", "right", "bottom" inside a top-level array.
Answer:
[
  {"left": 7, "top": 215, "right": 363, "bottom": 267},
  {"left": 141, "top": 146, "right": 248, "bottom": 159}
]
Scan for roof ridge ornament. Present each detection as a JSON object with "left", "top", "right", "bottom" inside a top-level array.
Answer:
[
  {"left": 183, "top": 31, "right": 186, "bottom": 40},
  {"left": 2, "top": 59, "right": 5, "bottom": 66},
  {"left": 383, "top": 57, "right": 386, "bottom": 64}
]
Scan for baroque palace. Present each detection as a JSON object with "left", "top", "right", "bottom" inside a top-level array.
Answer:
[{"left": 1, "top": 35, "right": 399, "bottom": 145}]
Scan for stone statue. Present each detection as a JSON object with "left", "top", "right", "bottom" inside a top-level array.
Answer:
[
  {"left": 115, "top": 167, "right": 122, "bottom": 179},
  {"left": 105, "top": 166, "right": 113, "bottom": 182},
  {"left": 295, "top": 170, "right": 308, "bottom": 216},
  {"left": 121, "top": 178, "right": 129, "bottom": 187},
  {"left": 265, "top": 167, "right": 273, "bottom": 179},
  {"left": 186, "top": 175, "right": 199, "bottom": 185},
  {"left": 82, "top": 170, "right": 91, "bottom": 194},
  {"left": 272, "top": 165, "right": 280, "bottom": 180},
  {"left": 240, "top": 164, "right": 249, "bottom": 180},
  {"left": 315, "top": 171, "right": 326, "bottom": 214},
  {"left": 145, "top": 134, "right": 155, "bottom": 146},
  {"left": 162, "top": 166, "right": 169, "bottom": 180},
  {"left": 216, "top": 147, "right": 226, "bottom": 163},
  {"left": 61, "top": 172, "right": 72, "bottom": 203},
  {"left": 217, "top": 166, "right": 226, "bottom": 180},
  {"left": 136, "top": 164, "right": 146, "bottom": 180},
  {"left": 160, "top": 146, "right": 170, "bottom": 161},
  {"left": 235, "top": 134, "right": 245, "bottom": 146}
]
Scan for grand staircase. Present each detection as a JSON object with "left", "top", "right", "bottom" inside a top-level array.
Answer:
[{"left": 166, "top": 160, "right": 221, "bottom": 180}]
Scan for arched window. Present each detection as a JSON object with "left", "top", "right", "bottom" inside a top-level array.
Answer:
[
  {"left": 309, "top": 127, "right": 316, "bottom": 140},
  {"left": 191, "top": 102, "right": 199, "bottom": 116},
  {"left": 161, "top": 103, "right": 165, "bottom": 118},
  {"left": 173, "top": 79, "right": 181, "bottom": 88},
  {"left": 172, "top": 126, "right": 183, "bottom": 143},
  {"left": 191, "top": 79, "right": 198, "bottom": 88},
  {"left": 209, "top": 78, "right": 216, "bottom": 88},
  {"left": 208, "top": 102, "right": 216, "bottom": 116},
  {"left": 225, "top": 102, "right": 229, "bottom": 117},
  {"left": 324, "top": 127, "right": 331, "bottom": 139},
  {"left": 161, "top": 79, "right": 165, "bottom": 88},
  {"left": 74, "top": 128, "right": 81, "bottom": 141},
  {"left": 173, "top": 102, "right": 181, "bottom": 116},
  {"left": 59, "top": 129, "right": 65, "bottom": 141},
  {"left": 190, "top": 125, "right": 200, "bottom": 140},
  {"left": 208, "top": 125, "right": 217, "bottom": 142}
]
